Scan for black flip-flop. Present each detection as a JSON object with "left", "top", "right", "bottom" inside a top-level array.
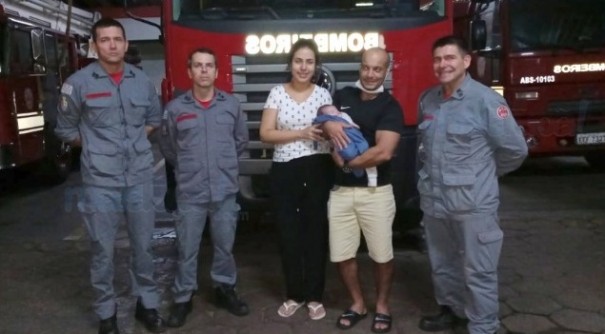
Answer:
[
  {"left": 371, "top": 313, "right": 392, "bottom": 333},
  {"left": 336, "top": 309, "right": 368, "bottom": 330}
]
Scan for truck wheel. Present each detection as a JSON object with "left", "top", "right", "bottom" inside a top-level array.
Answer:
[{"left": 584, "top": 152, "right": 605, "bottom": 170}]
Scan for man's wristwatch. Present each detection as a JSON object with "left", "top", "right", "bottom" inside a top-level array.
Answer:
[{"left": 342, "top": 162, "right": 352, "bottom": 173}]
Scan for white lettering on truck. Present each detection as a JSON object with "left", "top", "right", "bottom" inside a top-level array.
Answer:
[
  {"left": 245, "top": 32, "right": 385, "bottom": 55},
  {"left": 553, "top": 63, "right": 605, "bottom": 73}
]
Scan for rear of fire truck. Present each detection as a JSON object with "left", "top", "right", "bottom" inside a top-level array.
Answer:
[{"left": 456, "top": 0, "right": 605, "bottom": 168}]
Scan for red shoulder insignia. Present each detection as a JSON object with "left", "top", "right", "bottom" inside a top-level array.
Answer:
[{"left": 496, "top": 105, "right": 510, "bottom": 120}]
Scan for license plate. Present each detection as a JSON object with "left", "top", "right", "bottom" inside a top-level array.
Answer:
[{"left": 576, "top": 132, "right": 605, "bottom": 145}]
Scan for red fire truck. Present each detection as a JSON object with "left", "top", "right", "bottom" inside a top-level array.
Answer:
[
  {"left": 160, "top": 0, "right": 453, "bottom": 229},
  {"left": 455, "top": 0, "right": 605, "bottom": 168},
  {"left": 0, "top": 0, "right": 98, "bottom": 184}
]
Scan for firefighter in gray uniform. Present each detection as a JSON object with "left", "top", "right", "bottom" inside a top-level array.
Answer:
[
  {"left": 55, "top": 18, "right": 165, "bottom": 334},
  {"left": 160, "top": 47, "right": 249, "bottom": 328},
  {"left": 417, "top": 36, "right": 528, "bottom": 334}
]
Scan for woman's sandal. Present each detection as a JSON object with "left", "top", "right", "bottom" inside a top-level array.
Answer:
[
  {"left": 307, "top": 302, "right": 326, "bottom": 320},
  {"left": 336, "top": 309, "right": 368, "bottom": 330},
  {"left": 371, "top": 313, "right": 392, "bottom": 333},
  {"left": 277, "top": 300, "right": 304, "bottom": 317}
]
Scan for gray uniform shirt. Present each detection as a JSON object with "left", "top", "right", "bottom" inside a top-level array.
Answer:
[
  {"left": 55, "top": 62, "right": 161, "bottom": 187},
  {"left": 417, "top": 75, "right": 528, "bottom": 217},
  {"left": 160, "top": 89, "right": 248, "bottom": 204}
]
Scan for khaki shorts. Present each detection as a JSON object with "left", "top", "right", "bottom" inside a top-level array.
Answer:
[{"left": 328, "top": 185, "right": 395, "bottom": 263}]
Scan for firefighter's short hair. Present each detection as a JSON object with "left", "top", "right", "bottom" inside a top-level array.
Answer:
[
  {"left": 188, "top": 47, "right": 217, "bottom": 68},
  {"left": 91, "top": 18, "right": 126, "bottom": 42},
  {"left": 432, "top": 35, "right": 471, "bottom": 55}
]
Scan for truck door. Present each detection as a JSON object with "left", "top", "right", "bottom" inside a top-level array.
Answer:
[
  {"left": 42, "top": 32, "right": 59, "bottom": 126},
  {"left": 7, "top": 23, "right": 46, "bottom": 166}
]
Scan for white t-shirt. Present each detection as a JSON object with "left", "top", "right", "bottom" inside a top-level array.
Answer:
[{"left": 264, "top": 85, "right": 332, "bottom": 162}]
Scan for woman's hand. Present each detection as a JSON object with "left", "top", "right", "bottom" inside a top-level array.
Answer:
[{"left": 300, "top": 124, "right": 324, "bottom": 141}]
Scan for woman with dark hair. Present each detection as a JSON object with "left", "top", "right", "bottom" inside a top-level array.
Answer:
[{"left": 260, "top": 38, "right": 334, "bottom": 320}]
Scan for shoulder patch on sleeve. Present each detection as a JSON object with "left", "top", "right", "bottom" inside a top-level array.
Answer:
[
  {"left": 496, "top": 105, "right": 510, "bottom": 120},
  {"left": 61, "top": 83, "right": 73, "bottom": 96},
  {"left": 60, "top": 95, "right": 69, "bottom": 112}
]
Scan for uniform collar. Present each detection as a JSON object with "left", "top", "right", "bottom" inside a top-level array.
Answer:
[
  {"left": 437, "top": 73, "right": 472, "bottom": 100},
  {"left": 181, "top": 88, "right": 228, "bottom": 104},
  {"left": 90, "top": 61, "right": 136, "bottom": 79}
]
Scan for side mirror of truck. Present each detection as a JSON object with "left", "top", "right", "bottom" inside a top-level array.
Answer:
[
  {"left": 470, "top": 19, "right": 487, "bottom": 51},
  {"left": 31, "top": 28, "right": 45, "bottom": 62},
  {"left": 30, "top": 28, "right": 47, "bottom": 74}
]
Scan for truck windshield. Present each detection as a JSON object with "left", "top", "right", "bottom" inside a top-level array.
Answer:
[
  {"left": 173, "top": 0, "right": 444, "bottom": 21},
  {"left": 509, "top": 0, "right": 605, "bottom": 52}
]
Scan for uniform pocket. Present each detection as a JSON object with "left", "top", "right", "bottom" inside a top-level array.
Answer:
[
  {"left": 441, "top": 171, "right": 476, "bottom": 213},
  {"left": 134, "top": 139, "right": 151, "bottom": 153},
  {"left": 176, "top": 161, "right": 199, "bottom": 194},
  {"left": 445, "top": 123, "right": 473, "bottom": 160},
  {"left": 87, "top": 142, "right": 122, "bottom": 176},
  {"left": 216, "top": 113, "right": 235, "bottom": 125},
  {"left": 85, "top": 98, "right": 118, "bottom": 127},
  {"left": 476, "top": 228, "right": 503, "bottom": 272},
  {"left": 218, "top": 141, "right": 238, "bottom": 186},
  {"left": 132, "top": 139, "right": 153, "bottom": 170},
  {"left": 216, "top": 113, "right": 235, "bottom": 134},
  {"left": 218, "top": 156, "right": 238, "bottom": 170},
  {"left": 127, "top": 97, "right": 151, "bottom": 126},
  {"left": 176, "top": 118, "right": 200, "bottom": 149},
  {"left": 478, "top": 229, "right": 503, "bottom": 244}
]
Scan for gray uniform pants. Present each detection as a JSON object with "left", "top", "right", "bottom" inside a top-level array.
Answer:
[
  {"left": 424, "top": 213, "right": 503, "bottom": 334},
  {"left": 172, "top": 194, "right": 240, "bottom": 303},
  {"left": 79, "top": 182, "right": 159, "bottom": 320}
]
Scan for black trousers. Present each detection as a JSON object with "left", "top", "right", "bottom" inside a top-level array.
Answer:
[{"left": 270, "top": 154, "right": 334, "bottom": 302}]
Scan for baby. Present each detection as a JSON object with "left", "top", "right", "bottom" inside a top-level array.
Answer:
[{"left": 312, "top": 104, "right": 377, "bottom": 187}]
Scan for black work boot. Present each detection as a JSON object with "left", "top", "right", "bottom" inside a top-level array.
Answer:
[
  {"left": 166, "top": 299, "right": 193, "bottom": 328},
  {"left": 98, "top": 312, "right": 120, "bottom": 334},
  {"left": 214, "top": 284, "right": 250, "bottom": 316},
  {"left": 135, "top": 299, "right": 166, "bottom": 333},
  {"left": 419, "top": 305, "right": 468, "bottom": 332}
]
